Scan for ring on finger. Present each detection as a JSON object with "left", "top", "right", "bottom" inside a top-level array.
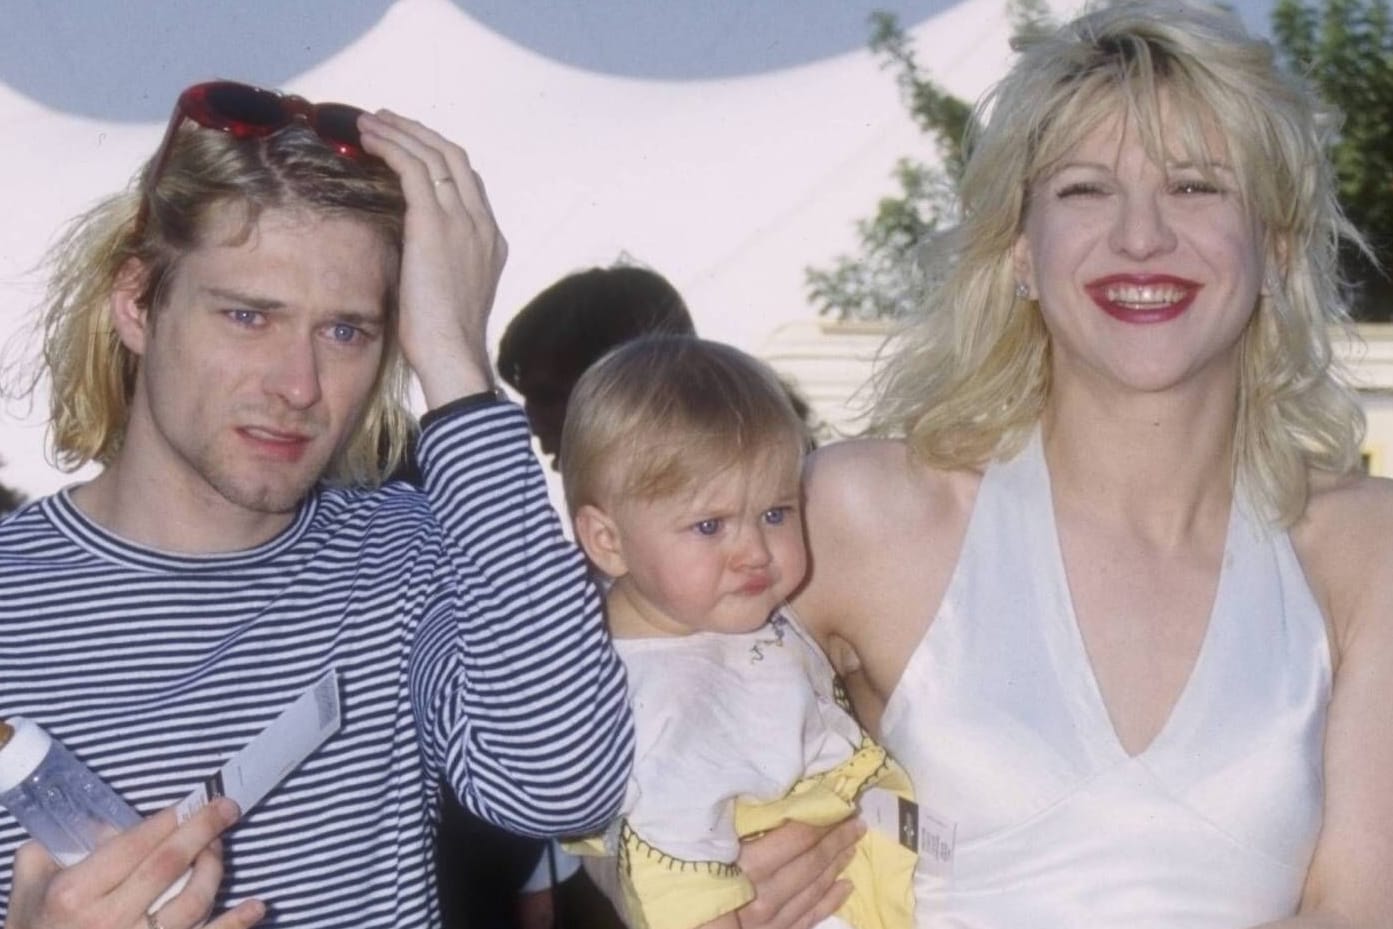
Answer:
[{"left": 432, "top": 175, "right": 454, "bottom": 187}]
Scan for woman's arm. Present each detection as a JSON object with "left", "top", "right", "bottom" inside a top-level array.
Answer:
[{"left": 1279, "top": 474, "right": 1393, "bottom": 928}]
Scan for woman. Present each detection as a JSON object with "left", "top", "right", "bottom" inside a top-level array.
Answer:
[{"left": 783, "top": 1, "right": 1393, "bottom": 927}]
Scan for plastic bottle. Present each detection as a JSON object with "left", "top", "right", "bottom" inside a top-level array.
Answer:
[
  {"left": 0, "top": 718, "right": 192, "bottom": 910},
  {"left": 0, "top": 717, "right": 143, "bottom": 866}
]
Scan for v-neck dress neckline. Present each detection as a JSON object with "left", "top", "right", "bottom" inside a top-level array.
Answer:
[
  {"left": 1027, "top": 430, "right": 1236, "bottom": 763},
  {"left": 877, "top": 428, "right": 1331, "bottom": 928}
]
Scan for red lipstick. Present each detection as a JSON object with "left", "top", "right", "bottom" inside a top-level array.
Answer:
[{"left": 1084, "top": 274, "right": 1201, "bottom": 324}]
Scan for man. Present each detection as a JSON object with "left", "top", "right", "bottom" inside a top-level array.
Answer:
[{"left": 0, "top": 82, "right": 631, "bottom": 929}]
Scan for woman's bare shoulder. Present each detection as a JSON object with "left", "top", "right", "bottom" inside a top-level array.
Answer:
[
  {"left": 796, "top": 437, "right": 980, "bottom": 640},
  {"left": 802, "top": 437, "right": 980, "bottom": 535},
  {"left": 1294, "top": 471, "right": 1393, "bottom": 646},
  {"left": 1299, "top": 470, "right": 1393, "bottom": 559}
]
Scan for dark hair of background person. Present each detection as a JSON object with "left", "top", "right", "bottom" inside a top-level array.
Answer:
[
  {"left": 498, "top": 265, "right": 695, "bottom": 391},
  {"left": 0, "top": 459, "right": 25, "bottom": 516},
  {"left": 497, "top": 265, "right": 696, "bottom": 466}
]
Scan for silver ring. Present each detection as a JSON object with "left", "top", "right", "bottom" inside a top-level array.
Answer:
[
  {"left": 432, "top": 175, "right": 455, "bottom": 187},
  {"left": 146, "top": 914, "right": 167, "bottom": 929}
]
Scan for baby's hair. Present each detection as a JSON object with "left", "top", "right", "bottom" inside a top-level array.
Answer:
[{"left": 561, "top": 336, "right": 809, "bottom": 513}]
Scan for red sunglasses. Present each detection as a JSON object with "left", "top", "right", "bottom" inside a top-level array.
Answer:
[{"left": 136, "top": 81, "right": 369, "bottom": 230}]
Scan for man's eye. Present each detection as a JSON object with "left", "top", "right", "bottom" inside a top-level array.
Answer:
[
  {"left": 328, "top": 324, "right": 363, "bottom": 344},
  {"left": 226, "top": 309, "right": 264, "bottom": 327},
  {"left": 763, "top": 507, "right": 790, "bottom": 526}
]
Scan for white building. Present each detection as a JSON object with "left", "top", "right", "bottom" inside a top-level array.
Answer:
[{"left": 762, "top": 320, "right": 1393, "bottom": 478}]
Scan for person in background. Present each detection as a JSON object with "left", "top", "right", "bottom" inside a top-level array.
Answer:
[
  {"left": 498, "top": 264, "right": 696, "bottom": 470},
  {"left": 0, "top": 461, "right": 23, "bottom": 515},
  {"left": 0, "top": 80, "right": 631, "bottom": 929}
]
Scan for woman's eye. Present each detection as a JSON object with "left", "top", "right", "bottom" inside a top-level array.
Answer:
[
  {"left": 1172, "top": 178, "right": 1223, "bottom": 195},
  {"left": 1056, "top": 182, "right": 1107, "bottom": 199},
  {"left": 763, "top": 507, "right": 791, "bottom": 526}
]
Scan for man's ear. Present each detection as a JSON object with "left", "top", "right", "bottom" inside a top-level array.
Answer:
[
  {"left": 573, "top": 504, "right": 628, "bottom": 579},
  {"left": 109, "top": 258, "right": 152, "bottom": 356}
]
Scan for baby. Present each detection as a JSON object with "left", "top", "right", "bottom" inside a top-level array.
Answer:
[{"left": 561, "top": 336, "right": 915, "bottom": 929}]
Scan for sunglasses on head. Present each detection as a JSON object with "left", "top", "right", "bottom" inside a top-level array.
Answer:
[{"left": 136, "top": 80, "right": 370, "bottom": 230}]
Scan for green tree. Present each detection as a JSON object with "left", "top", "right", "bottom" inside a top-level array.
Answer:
[
  {"left": 1274, "top": 0, "right": 1393, "bottom": 321},
  {"left": 805, "top": 12, "right": 972, "bottom": 320},
  {"left": 806, "top": 5, "right": 1050, "bottom": 320}
]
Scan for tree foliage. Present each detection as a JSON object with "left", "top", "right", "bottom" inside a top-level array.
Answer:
[
  {"left": 1274, "top": 0, "right": 1393, "bottom": 321},
  {"left": 805, "top": 12, "right": 970, "bottom": 321}
]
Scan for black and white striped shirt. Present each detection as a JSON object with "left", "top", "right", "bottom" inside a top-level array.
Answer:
[{"left": 0, "top": 401, "right": 633, "bottom": 928}]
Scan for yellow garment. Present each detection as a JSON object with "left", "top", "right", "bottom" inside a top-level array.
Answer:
[
  {"left": 607, "top": 738, "right": 915, "bottom": 929},
  {"left": 735, "top": 739, "right": 916, "bottom": 929},
  {"left": 567, "top": 617, "right": 917, "bottom": 929}
]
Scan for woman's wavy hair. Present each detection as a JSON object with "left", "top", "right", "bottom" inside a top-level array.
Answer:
[
  {"left": 29, "top": 118, "right": 412, "bottom": 487},
  {"left": 870, "top": 0, "right": 1367, "bottom": 525}
]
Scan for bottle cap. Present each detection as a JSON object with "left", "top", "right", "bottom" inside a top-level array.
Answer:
[{"left": 0, "top": 718, "right": 53, "bottom": 794}]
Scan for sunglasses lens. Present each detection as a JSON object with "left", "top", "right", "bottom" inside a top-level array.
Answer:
[
  {"left": 194, "top": 82, "right": 290, "bottom": 137},
  {"left": 176, "top": 82, "right": 368, "bottom": 157},
  {"left": 311, "top": 103, "right": 367, "bottom": 158}
]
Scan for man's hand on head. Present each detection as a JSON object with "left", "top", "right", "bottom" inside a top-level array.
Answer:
[{"left": 357, "top": 110, "right": 508, "bottom": 410}]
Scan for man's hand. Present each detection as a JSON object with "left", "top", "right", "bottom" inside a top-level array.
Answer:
[
  {"left": 4, "top": 799, "right": 264, "bottom": 929},
  {"left": 733, "top": 819, "right": 862, "bottom": 929},
  {"left": 357, "top": 110, "right": 508, "bottom": 408}
]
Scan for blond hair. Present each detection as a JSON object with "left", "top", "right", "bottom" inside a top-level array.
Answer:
[
  {"left": 27, "top": 120, "right": 413, "bottom": 487},
  {"left": 871, "top": 0, "right": 1366, "bottom": 525},
  {"left": 561, "top": 336, "right": 808, "bottom": 514}
]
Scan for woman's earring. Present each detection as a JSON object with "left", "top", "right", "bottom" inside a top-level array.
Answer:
[{"left": 1015, "top": 282, "right": 1030, "bottom": 299}]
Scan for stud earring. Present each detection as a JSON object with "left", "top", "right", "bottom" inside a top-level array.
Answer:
[{"left": 1015, "top": 282, "right": 1030, "bottom": 299}]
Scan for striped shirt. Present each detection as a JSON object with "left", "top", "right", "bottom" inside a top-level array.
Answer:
[{"left": 0, "top": 401, "right": 633, "bottom": 929}]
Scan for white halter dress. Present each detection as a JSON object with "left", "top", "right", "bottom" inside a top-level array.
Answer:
[{"left": 879, "top": 430, "right": 1330, "bottom": 928}]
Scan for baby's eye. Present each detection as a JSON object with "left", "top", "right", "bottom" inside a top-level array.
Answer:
[
  {"left": 693, "top": 518, "right": 722, "bottom": 537},
  {"left": 762, "top": 506, "right": 793, "bottom": 526}
]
